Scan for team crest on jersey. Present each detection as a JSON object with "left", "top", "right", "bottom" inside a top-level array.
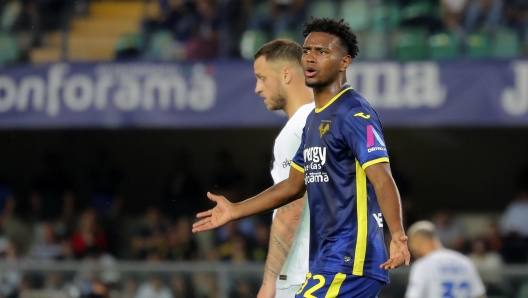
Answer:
[
  {"left": 319, "top": 120, "right": 331, "bottom": 138},
  {"left": 367, "top": 125, "right": 387, "bottom": 153}
]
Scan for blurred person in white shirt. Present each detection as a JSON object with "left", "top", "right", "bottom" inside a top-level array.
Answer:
[
  {"left": 135, "top": 275, "right": 173, "bottom": 298},
  {"left": 499, "top": 188, "right": 528, "bottom": 237},
  {"left": 405, "top": 221, "right": 486, "bottom": 298}
]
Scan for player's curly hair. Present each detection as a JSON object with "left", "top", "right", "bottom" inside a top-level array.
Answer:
[{"left": 302, "top": 18, "right": 359, "bottom": 58}]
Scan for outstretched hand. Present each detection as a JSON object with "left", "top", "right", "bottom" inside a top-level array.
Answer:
[
  {"left": 192, "top": 192, "right": 235, "bottom": 233},
  {"left": 380, "top": 231, "right": 411, "bottom": 270}
]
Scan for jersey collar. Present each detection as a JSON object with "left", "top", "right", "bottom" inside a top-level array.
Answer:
[{"left": 314, "top": 86, "right": 353, "bottom": 113}]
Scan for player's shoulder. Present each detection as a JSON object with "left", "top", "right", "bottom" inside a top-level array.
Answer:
[
  {"left": 338, "top": 89, "right": 378, "bottom": 119},
  {"left": 430, "top": 249, "right": 475, "bottom": 268},
  {"left": 286, "top": 102, "right": 315, "bottom": 130},
  {"left": 410, "top": 256, "right": 431, "bottom": 277},
  {"left": 292, "top": 102, "right": 315, "bottom": 123}
]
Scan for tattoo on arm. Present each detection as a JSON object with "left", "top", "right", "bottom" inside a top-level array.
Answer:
[{"left": 260, "top": 196, "right": 306, "bottom": 284}]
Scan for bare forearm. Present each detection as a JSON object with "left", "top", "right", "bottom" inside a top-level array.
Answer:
[
  {"left": 233, "top": 169, "right": 305, "bottom": 220},
  {"left": 374, "top": 179, "right": 404, "bottom": 235},
  {"left": 366, "top": 164, "right": 404, "bottom": 236},
  {"left": 262, "top": 196, "right": 305, "bottom": 285}
]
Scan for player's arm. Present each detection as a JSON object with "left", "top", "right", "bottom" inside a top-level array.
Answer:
[
  {"left": 365, "top": 162, "right": 410, "bottom": 269},
  {"left": 259, "top": 193, "right": 306, "bottom": 297},
  {"left": 192, "top": 166, "right": 306, "bottom": 233},
  {"left": 342, "top": 108, "right": 409, "bottom": 269}
]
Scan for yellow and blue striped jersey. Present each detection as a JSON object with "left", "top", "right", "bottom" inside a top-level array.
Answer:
[{"left": 292, "top": 86, "right": 390, "bottom": 284}]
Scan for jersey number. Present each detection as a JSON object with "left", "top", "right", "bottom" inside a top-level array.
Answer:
[
  {"left": 296, "top": 272, "right": 346, "bottom": 298},
  {"left": 442, "top": 281, "right": 470, "bottom": 298}
]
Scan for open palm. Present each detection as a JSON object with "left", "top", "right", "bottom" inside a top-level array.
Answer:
[
  {"left": 380, "top": 231, "right": 411, "bottom": 270},
  {"left": 192, "top": 192, "right": 235, "bottom": 233}
]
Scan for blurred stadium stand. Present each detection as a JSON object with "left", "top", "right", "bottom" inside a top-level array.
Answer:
[{"left": 0, "top": 0, "right": 528, "bottom": 297}]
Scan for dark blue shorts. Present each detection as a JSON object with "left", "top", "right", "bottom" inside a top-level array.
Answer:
[{"left": 295, "top": 272, "right": 383, "bottom": 298}]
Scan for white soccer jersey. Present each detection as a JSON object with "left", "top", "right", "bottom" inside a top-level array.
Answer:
[
  {"left": 406, "top": 249, "right": 486, "bottom": 298},
  {"left": 270, "top": 102, "right": 314, "bottom": 290}
]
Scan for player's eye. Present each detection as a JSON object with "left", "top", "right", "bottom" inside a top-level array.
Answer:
[
  {"left": 303, "top": 49, "right": 309, "bottom": 54},
  {"left": 319, "top": 50, "right": 325, "bottom": 54}
]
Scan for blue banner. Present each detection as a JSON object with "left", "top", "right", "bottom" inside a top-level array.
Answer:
[{"left": 0, "top": 60, "right": 527, "bottom": 128}]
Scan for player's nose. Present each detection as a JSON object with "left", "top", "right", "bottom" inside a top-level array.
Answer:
[
  {"left": 254, "top": 83, "right": 262, "bottom": 94},
  {"left": 304, "top": 51, "right": 316, "bottom": 64}
]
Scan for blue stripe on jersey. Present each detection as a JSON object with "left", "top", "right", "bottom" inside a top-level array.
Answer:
[{"left": 292, "top": 87, "right": 390, "bottom": 284}]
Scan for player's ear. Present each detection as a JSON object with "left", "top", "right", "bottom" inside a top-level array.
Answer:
[
  {"left": 340, "top": 55, "right": 351, "bottom": 72},
  {"left": 282, "top": 67, "right": 292, "bottom": 84}
]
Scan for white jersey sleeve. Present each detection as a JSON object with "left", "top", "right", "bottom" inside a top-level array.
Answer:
[{"left": 405, "top": 259, "right": 429, "bottom": 298}]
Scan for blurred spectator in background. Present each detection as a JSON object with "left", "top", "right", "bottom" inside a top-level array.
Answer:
[
  {"left": 42, "top": 271, "right": 70, "bottom": 292},
  {"left": 468, "top": 237, "right": 504, "bottom": 293},
  {"left": 166, "top": 216, "right": 199, "bottom": 261},
  {"left": 84, "top": 280, "right": 110, "bottom": 298},
  {"left": 505, "top": 0, "right": 528, "bottom": 52},
  {"left": 88, "top": 149, "right": 123, "bottom": 217},
  {"left": 217, "top": 222, "right": 250, "bottom": 263},
  {"left": 135, "top": 275, "right": 173, "bottom": 298},
  {"left": 218, "top": 0, "right": 252, "bottom": 57},
  {"left": 500, "top": 187, "right": 528, "bottom": 237},
  {"left": 170, "top": 274, "right": 194, "bottom": 298},
  {"left": 18, "top": 0, "right": 69, "bottom": 47},
  {"left": 88, "top": 149, "right": 123, "bottom": 257},
  {"left": 499, "top": 187, "right": 528, "bottom": 263},
  {"left": 464, "top": 0, "right": 504, "bottom": 32},
  {"left": 250, "top": 0, "right": 306, "bottom": 40},
  {"left": 191, "top": 272, "right": 217, "bottom": 298},
  {"left": 186, "top": 0, "right": 220, "bottom": 60},
  {"left": 75, "top": 247, "right": 119, "bottom": 295},
  {"left": 142, "top": 0, "right": 195, "bottom": 43},
  {"left": 441, "top": 0, "right": 468, "bottom": 31},
  {"left": 250, "top": 220, "right": 269, "bottom": 262},
  {"left": 484, "top": 222, "right": 503, "bottom": 252},
  {"left": 130, "top": 206, "right": 168, "bottom": 260},
  {"left": 122, "top": 276, "right": 139, "bottom": 298},
  {"left": 230, "top": 279, "right": 255, "bottom": 298},
  {"left": 0, "top": 241, "right": 22, "bottom": 298},
  {"left": 432, "top": 210, "right": 468, "bottom": 252},
  {"left": 0, "top": 177, "right": 15, "bottom": 229},
  {"left": 29, "top": 221, "right": 61, "bottom": 261},
  {"left": 163, "top": 148, "right": 202, "bottom": 219},
  {"left": 30, "top": 152, "right": 74, "bottom": 234},
  {"left": 71, "top": 209, "right": 108, "bottom": 259},
  {"left": 58, "top": 236, "right": 75, "bottom": 260}
]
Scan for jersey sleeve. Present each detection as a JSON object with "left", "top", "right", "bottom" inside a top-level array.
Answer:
[
  {"left": 342, "top": 108, "right": 389, "bottom": 170},
  {"left": 291, "top": 126, "right": 306, "bottom": 174},
  {"left": 405, "top": 263, "right": 428, "bottom": 298}
]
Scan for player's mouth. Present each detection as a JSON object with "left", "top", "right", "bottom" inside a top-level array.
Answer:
[{"left": 305, "top": 67, "right": 317, "bottom": 78}]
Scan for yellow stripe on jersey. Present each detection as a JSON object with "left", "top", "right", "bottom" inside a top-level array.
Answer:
[
  {"left": 353, "top": 159, "right": 368, "bottom": 276},
  {"left": 362, "top": 157, "right": 389, "bottom": 170},
  {"left": 315, "top": 87, "right": 353, "bottom": 113},
  {"left": 291, "top": 161, "right": 305, "bottom": 173},
  {"left": 325, "top": 273, "right": 347, "bottom": 298}
]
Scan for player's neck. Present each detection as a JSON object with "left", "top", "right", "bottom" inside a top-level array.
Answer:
[
  {"left": 284, "top": 85, "right": 313, "bottom": 119},
  {"left": 313, "top": 77, "right": 348, "bottom": 110},
  {"left": 423, "top": 240, "right": 444, "bottom": 257}
]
